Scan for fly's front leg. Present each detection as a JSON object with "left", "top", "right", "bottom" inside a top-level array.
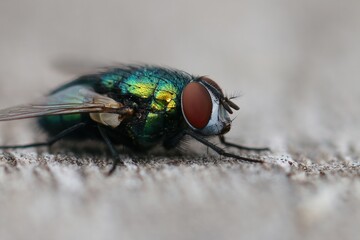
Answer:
[
  {"left": 97, "top": 125, "right": 135, "bottom": 175},
  {"left": 219, "top": 135, "right": 270, "bottom": 152},
  {"left": 186, "top": 131, "right": 264, "bottom": 163}
]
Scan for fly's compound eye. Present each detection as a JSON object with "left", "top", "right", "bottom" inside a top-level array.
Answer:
[{"left": 181, "top": 82, "right": 212, "bottom": 129}]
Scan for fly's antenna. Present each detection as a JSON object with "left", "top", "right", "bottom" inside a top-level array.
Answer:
[
  {"left": 225, "top": 97, "right": 240, "bottom": 110},
  {"left": 220, "top": 97, "right": 240, "bottom": 114}
]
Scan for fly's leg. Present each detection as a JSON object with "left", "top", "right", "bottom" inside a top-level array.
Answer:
[
  {"left": 219, "top": 135, "right": 270, "bottom": 152},
  {"left": 97, "top": 125, "right": 130, "bottom": 175},
  {"left": 186, "top": 131, "right": 264, "bottom": 163},
  {"left": 0, "top": 122, "right": 87, "bottom": 149}
]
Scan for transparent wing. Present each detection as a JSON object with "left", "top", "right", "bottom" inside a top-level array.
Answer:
[{"left": 0, "top": 86, "right": 125, "bottom": 121}]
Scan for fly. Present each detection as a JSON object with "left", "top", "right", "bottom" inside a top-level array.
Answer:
[{"left": 0, "top": 65, "right": 270, "bottom": 174}]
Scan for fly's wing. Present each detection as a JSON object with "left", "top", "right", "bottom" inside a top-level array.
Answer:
[{"left": 0, "top": 86, "right": 128, "bottom": 121}]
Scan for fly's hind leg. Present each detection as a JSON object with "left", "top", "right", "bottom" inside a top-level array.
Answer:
[
  {"left": 0, "top": 122, "right": 87, "bottom": 149},
  {"left": 219, "top": 135, "right": 270, "bottom": 152}
]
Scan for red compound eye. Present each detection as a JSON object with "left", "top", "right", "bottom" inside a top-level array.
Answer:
[{"left": 182, "top": 82, "right": 212, "bottom": 129}]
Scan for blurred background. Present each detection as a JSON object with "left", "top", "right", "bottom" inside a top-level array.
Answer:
[
  {"left": 0, "top": 0, "right": 360, "bottom": 240},
  {"left": 1, "top": 0, "right": 360, "bottom": 148},
  {"left": 1, "top": 0, "right": 360, "bottom": 150}
]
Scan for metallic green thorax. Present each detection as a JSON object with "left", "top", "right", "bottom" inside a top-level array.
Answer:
[
  {"left": 99, "top": 67, "right": 192, "bottom": 148},
  {"left": 39, "top": 66, "right": 194, "bottom": 150}
]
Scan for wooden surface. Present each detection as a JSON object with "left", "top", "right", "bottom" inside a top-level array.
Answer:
[{"left": 0, "top": 1, "right": 360, "bottom": 240}]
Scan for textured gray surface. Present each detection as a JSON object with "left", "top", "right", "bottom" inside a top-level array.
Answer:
[{"left": 1, "top": 0, "right": 360, "bottom": 240}]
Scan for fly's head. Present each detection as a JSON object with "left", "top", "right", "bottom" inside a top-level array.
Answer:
[{"left": 181, "top": 76, "right": 239, "bottom": 136}]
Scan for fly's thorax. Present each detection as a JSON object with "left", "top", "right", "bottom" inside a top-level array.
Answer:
[
  {"left": 123, "top": 73, "right": 182, "bottom": 114},
  {"left": 99, "top": 66, "right": 191, "bottom": 118},
  {"left": 181, "top": 77, "right": 238, "bottom": 136}
]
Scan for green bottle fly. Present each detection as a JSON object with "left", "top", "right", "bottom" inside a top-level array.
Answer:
[{"left": 0, "top": 65, "right": 269, "bottom": 174}]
